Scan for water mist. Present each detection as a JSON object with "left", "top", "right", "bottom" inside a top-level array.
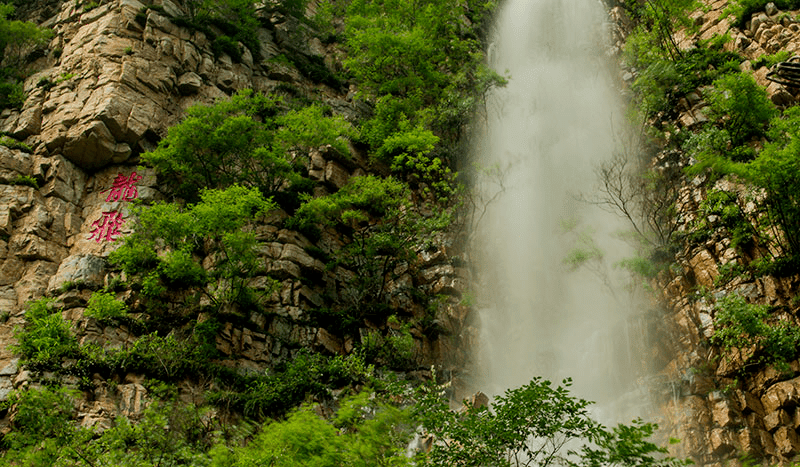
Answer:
[{"left": 470, "top": 0, "right": 649, "bottom": 421}]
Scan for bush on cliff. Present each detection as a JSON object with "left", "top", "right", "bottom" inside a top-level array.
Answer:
[
  {"left": 109, "top": 185, "right": 276, "bottom": 311},
  {"left": 142, "top": 90, "right": 353, "bottom": 206}
]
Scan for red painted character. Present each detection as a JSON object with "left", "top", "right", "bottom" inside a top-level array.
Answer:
[
  {"left": 88, "top": 211, "right": 125, "bottom": 243},
  {"left": 103, "top": 172, "right": 143, "bottom": 203}
]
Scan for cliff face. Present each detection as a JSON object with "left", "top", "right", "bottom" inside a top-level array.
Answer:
[
  {"left": 0, "top": 0, "right": 473, "bottom": 432},
  {"left": 611, "top": 1, "right": 800, "bottom": 464}
]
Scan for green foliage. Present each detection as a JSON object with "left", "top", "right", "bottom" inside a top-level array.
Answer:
[
  {"left": 617, "top": 256, "right": 661, "bottom": 279},
  {"left": 711, "top": 294, "right": 800, "bottom": 374},
  {"left": 208, "top": 351, "right": 372, "bottom": 420},
  {"left": 360, "top": 316, "right": 416, "bottom": 370},
  {"left": 414, "top": 377, "right": 687, "bottom": 467},
  {"left": 740, "top": 106, "right": 800, "bottom": 255},
  {"left": 1, "top": 386, "right": 77, "bottom": 465},
  {"left": 626, "top": 36, "right": 741, "bottom": 119},
  {"left": 210, "top": 392, "right": 412, "bottom": 467},
  {"left": 705, "top": 72, "right": 776, "bottom": 147},
  {"left": 0, "top": 78, "right": 24, "bottom": 109},
  {"left": 142, "top": 90, "right": 352, "bottom": 205},
  {"left": 211, "top": 35, "right": 242, "bottom": 62},
  {"left": 622, "top": 0, "right": 699, "bottom": 60},
  {"left": 344, "top": 0, "right": 505, "bottom": 180},
  {"left": 0, "top": 3, "right": 53, "bottom": 70},
  {"left": 692, "top": 189, "right": 757, "bottom": 252},
  {"left": 2, "top": 390, "right": 219, "bottom": 466},
  {"left": 84, "top": 291, "right": 128, "bottom": 322},
  {"left": 109, "top": 185, "right": 276, "bottom": 311},
  {"left": 178, "top": 0, "right": 260, "bottom": 59},
  {"left": 0, "top": 3, "right": 53, "bottom": 110},
  {"left": 12, "top": 298, "right": 78, "bottom": 370},
  {"left": 10, "top": 174, "right": 38, "bottom": 188},
  {"left": 0, "top": 134, "right": 32, "bottom": 152},
  {"left": 292, "top": 175, "right": 449, "bottom": 329},
  {"left": 752, "top": 50, "right": 792, "bottom": 70}
]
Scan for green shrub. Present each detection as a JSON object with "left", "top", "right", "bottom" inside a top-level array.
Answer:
[
  {"left": 0, "top": 135, "right": 32, "bottom": 152},
  {"left": 208, "top": 350, "right": 370, "bottom": 420},
  {"left": 13, "top": 298, "right": 78, "bottom": 370},
  {"left": 752, "top": 50, "right": 792, "bottom": 69},
  {"left": 109, "top": 185, "right": 276, "bottom": 310},
  {"left": 705, "top": 72, "right": 776, "bottom": 147},
  {"left": 84, "top": 291, "right": 128, "bottom": 322},
  {"left": 10, "top": 174, "right": 38, "bottom": 188},
  {"left": 291, "top": 176, "right": 450, "bottom": 327},
  {"left": 726, "top": 0, "right": 800, "bottom": 29},
  {"left": 1, "top": 386, "right": 77, "bottom": 464},
  {"left": 142, "top": 90, "right": 352, "bottom": 205},
  {"left": 0, "top": 3, "right": 54, "bottom": 71},
  {"left": 711, "top": 294, "right": 800, "bottom": 374},
  {"left": 0, "top": 78, "right": 25, "bottom": 109},
  {"left": 211, "top": 35, "right": 242, "bottom": 62},
  {"left": 741, "top": 106, "right": 800, "bottom": 255},
  {"left": 414, "top": 377, "right": 687, "bottom": 467}
]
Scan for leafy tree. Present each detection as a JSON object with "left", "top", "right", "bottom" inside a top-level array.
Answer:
[
  {"left": 0, "top": 3, "right": 52, "bottom": 109},
  {"left": 705, "top": 72, "right": 776, "bottom": 148},
  {"left": 142, "top": 90, "right": 352, "bottom": 204},
  {"left": 109, "top": 185, "right": 276, "bottom": 311},
  {"left": 210, "top": 392, "right": 412, "bottom": 467},
  {"left": 0, "top": 3, "right": 52, "bottom": 69},
  {"left": 725, "top": 0, "right": 800, "bottom": 28},
  {"left": 741, "top": 106, "right": 800, "bottom": 256},
  {"left": 0, "top": 386, "right": 77, "bottom": 466},
  {"left": 622, "top": 0, "right": 698, "bottom": 61},
  {"left": 414, "top": 377, "right": 687, "bottom": 467},
  {"left": 344, "top": 0, "right": 505, "bottom": 179},
  {"left": 12, "top": 299, "right": 78, "bottom": 370},
  {"left": 84, "top": 291, "right": 128, "bottom": 322},
  {"left": 711, "top": 294, "right": 800, "bottom": 374}
]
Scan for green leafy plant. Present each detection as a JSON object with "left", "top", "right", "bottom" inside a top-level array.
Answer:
[
  {"left": 142, "top": 90, "right": 352, "bottom": 206},
  {"left": 291, "top": 175, "right": 450, "bottom": 330},
  {"left": 752, "top": 50, "right": 792, "bottom": 69},
  {"left": 10, "top": 174, "right": 38, "bottom": 188},
  {"left": 1, "top": 135, "right": 32, "bottom": 152},
  {"left": 711, "top": 294, "right": 800, "bottom": 374},
  {"left": 109, "top": 185, "right": 277, "bottom": 311},
  {"left": 344, "top": 0, "right": 505, "bottom": 182},
  {"left": 84, "top": 291, "right": 128, "bottom": 322},
  {"left": 705, "top": 72, "right": 776, "bottom": 148},
  {"left": 725, "top": 0, "right": 800, "bottom": 28},
  {"left": 12, "top": 298, "right": 78, "bottom": 370},
  {"left": 414, "top": 377, "right": 689, "bottom": 467},
  {"left": 1, "top": 386, "right": 77, "bottom": 465}
]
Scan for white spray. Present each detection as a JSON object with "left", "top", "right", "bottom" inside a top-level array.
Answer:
[{"left": 471, "top": 0, "right": 649, "bottom": 421}]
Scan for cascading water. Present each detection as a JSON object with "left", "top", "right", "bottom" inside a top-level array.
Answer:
[{"left": 471, "top": 0, "right": 650, "bottom": 421}]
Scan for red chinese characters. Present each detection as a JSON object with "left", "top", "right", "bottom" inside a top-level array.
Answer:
[
  {"left": 88, "top": 171, "right": 142, "bottom": 243},
  {"left": 102, "top": 172, "right": 143, "bottom": 203},
  {"left": 88, "top": 211, "right": 125, "bottom": 243}
]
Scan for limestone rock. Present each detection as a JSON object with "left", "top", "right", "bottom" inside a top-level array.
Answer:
[
  {"left": 689, "top": 249, "right": 718, "bottom": 288},
  {"left": 177, "top": 72, "right": 202, "bottom": 95},
  {"left": 47, "top": 254, "right": 107, "bottom": 293},
  {"left": 761, "top": 377, "right": 800, "bottom": 413},
  {"left": 774, "top": 426, "right": 800, "bottom": 457}
]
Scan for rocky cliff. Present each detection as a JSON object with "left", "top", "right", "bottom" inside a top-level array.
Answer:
[
  {"left": 612, "top": 1, "right": 800, "bottom": 464},
  {"left": 0, "top": 0, "right": 473, "bottom": 435}
]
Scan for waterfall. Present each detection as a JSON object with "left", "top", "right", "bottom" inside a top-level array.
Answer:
[{"left": 471, "top": 0, "right": 647, "bottom": 421}]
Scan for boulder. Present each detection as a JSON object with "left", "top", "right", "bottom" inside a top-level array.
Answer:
[
  {"left": 177, "top": 71, "right": 202, "bottom": 95},
  {"left": 762, "top": 377, "right": 800, "bottom": 413},
  {"left": 47, "top": 254, "right": 107, "bottom": 292}
]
